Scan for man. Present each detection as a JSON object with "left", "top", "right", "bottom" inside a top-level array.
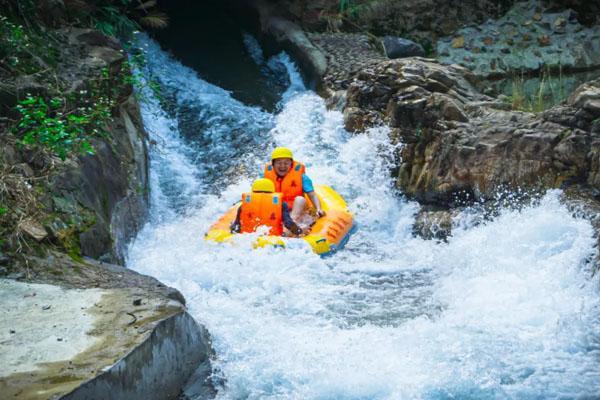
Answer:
[
  {"left": 263, "top": 147, "right": 325, "bottom": 225},
  {"left": 231, "top": 178, "right": 304, "bottom": 236}
]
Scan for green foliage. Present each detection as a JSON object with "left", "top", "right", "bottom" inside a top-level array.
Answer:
[
  {"left": 505, "top": 68, "right": 567, "bottom": 113},
  {"left": 10, "top": 53, "right": 153, "bottom": 160},
  {"left": 94, "top": 5, "right": 139, "bottom": 39},
  {"left": 339, "top": 0, "right": 352, "bottom": 13},
  {"left": 0, "top": 16, "right": 59, "bottom": 75},
  {"left": 0, "top": 206, "right": 7, "bottom": 217},
  {"left": 415, "top": 126, "right": 423, "bottom": 139},
  {"left": 122, "top": 50, "right": 163, "bottom": 101},
  {"left": 339, "top": 0, "right": 362, "bottom": 18},
  {"left": 72, "top": 0, "right": 168, "bottom": 40},
  {"left": 421, "top": 41, "right": 434, "bottom": 57},
  {"left": 13, "top": 96, "right": 103, "bottom": 160}
]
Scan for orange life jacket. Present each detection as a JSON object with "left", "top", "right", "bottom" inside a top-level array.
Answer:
[
  {"left": 239, "top": 192, "right": 283, "bottom": 236},
  {"left": 264, "top": 161, "right": 305, "bottom": 209}
]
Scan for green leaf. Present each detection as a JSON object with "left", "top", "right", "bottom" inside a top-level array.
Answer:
[{"left": 50, "top": 97, "right": 62, "bottom": 108}]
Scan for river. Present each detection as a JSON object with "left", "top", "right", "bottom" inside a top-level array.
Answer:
[{"left": 126, "top": 33, "right": 600, "bottom": 399}]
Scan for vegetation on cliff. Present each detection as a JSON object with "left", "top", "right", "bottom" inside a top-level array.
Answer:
[{"left": 0, "top": 0, "right": 164, "bottom": 268}]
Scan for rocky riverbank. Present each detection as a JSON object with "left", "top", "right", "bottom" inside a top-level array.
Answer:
[
  {"left": 1, "top": 27, "right": 148, "bottom": 268},
  {"left": 342, "top": 59, "right": 599, "bottom": 204},
  {"left": 0, "top": 5, "right": 213, "bottom": 399}
]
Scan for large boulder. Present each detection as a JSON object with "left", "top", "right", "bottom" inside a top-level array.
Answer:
[
  {"left": 262, "top": 16, "right": 327, "bottom": 84},
  {"left": 342, "top": 58, "right": 600, "bottom": 204},
  {"left": 382, "top": 36, "right": 425, "bottom": 59}
]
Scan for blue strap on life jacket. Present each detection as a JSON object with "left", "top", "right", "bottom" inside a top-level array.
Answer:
[
  {"left": 245, "top": 195, "right": 251, "bottom": 203},
  {"left": 295, "top": 164, "right": 301, "bottom": 171},
  {"left": 272, "top": 197, "right": 278, "bottom": 204}
]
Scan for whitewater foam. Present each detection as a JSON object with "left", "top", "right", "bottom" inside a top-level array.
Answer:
[{"left": 127, "top": 34, "right": 600, "bottom": 399}]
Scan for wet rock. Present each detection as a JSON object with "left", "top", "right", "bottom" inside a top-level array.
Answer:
[
  {"left": 568, "top": 80, "right": 600, "bottom": 117},
  {"left": 51, "top": 195, "right": 79, "bottom": 214},
  {"left": 427, "top": 93, "right": 469, "bottom": 122},
  {"left": 7, "top": 272, "right": 25, "bottom": 280},
  {"left": 343, "top": 107, "right": 368, "bottom": 132},
  {"left": 44, "top": 218, "right": 69, "bottom": 241},
  {"left": 43, "top": 95, "right": 148, "bottom": 263},
  {"left": 79, "top": 222, "right": 112, "bottom": 260},
  {"left": 165, "top": 288, "right": 186, "bottom": 306},
  {"left": 88, "top": 46, "right": 124, "bottom": 68},
  {"left": 413, "top": 209, "right": 455, "bottom": 240},
  {"left": 319, "top": 0, "right": 511, "bottom": 43},
  {"left": 451, "top": 36, "right": 465, "bottom": 48},
  {"left": 19, "top": 220, "right": 48, "bottom": 242},
  {"left": 587, "top": 140, "right": 600, "bottom": 188},
  {"left": 482, "top": 37, "right": 494, "bottom": 46},
  {"left": 263, "top": 17, "right": 327, "bottom": 84},
  {"left": 553, "top": 16, "right": 567, "bottom": 32},
  {"left": 341, "top": 59, "right": 599, "bottom": 204},
  {"left": 72, "top": 29, "right": 121, "bottom": 50},
  {"left": 382, "top": 36, "right": 425, "bottom": 59}
]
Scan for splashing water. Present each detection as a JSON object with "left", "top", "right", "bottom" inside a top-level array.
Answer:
[{"left": 127, "top": 34, "right": 600, "bottom": 399}]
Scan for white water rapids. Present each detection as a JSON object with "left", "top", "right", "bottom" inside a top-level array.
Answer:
[{"left": 127, "top": 35, "right": 600, "bottom": 399}]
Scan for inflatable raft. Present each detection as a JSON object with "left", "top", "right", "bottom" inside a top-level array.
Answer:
[{"left": 205, "top": 185, "right": 354, "bottom": 256}]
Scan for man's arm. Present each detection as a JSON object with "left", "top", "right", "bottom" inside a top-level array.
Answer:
[
  {"left": 302, "top": 174, "right": 325, "bottom": 217},
  {"left": 306, "top": 191, "right": 325, "bottom": 217}
]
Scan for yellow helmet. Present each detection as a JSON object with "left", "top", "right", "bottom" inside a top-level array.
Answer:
[
  {"left": 271, "top": 147, "right": 293, "bottom": 160},
  {"left": 251, "top": 178, "right": 275, "bottom": 193}
]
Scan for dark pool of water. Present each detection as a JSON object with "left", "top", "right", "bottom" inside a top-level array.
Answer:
[{"left": 154, "top": 0, "right": 286, "bottom": 111}]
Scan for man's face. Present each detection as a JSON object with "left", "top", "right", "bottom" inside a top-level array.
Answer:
[{"left": 273, "top": 158, "right": 293, "bottom": 177}]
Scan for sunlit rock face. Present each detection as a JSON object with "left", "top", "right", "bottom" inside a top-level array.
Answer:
[{"left": 341, "top": 58, "right": 599, "bottom": 204}]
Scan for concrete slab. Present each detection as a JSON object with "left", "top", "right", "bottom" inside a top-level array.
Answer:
[
  {"left": 0, "top": 280, "right": 104, "bottom": 376},
  {"left": 0, "top": 253, "right": 212, "bottom": 400}
]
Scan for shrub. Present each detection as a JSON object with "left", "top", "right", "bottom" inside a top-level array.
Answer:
[
  {"left": 506, "top": 68, "right": 566, "bottom": 113},
  {"left": 13, "top": 94, "right": 112, "bottom": 160}
]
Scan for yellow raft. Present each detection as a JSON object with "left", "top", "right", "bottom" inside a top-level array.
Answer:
[{"left": 205, "top": 184, "right": 354, "bottom": 256}]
